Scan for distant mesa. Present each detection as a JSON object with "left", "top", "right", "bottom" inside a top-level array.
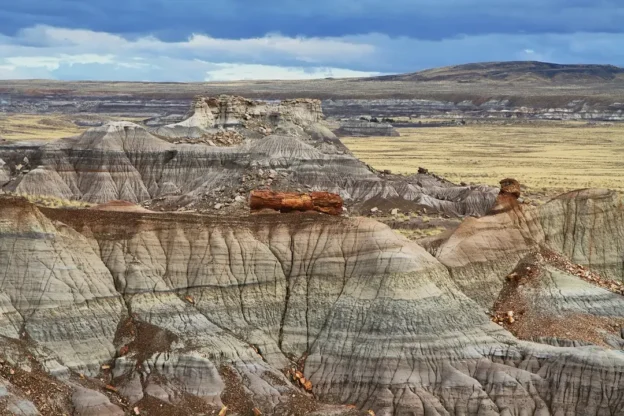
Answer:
[
  {"left": 369, "top": 61, "right": 624, "bottom": 83},
  {"left": 333, "top": 116, "right": 400, "bottom": 137}
]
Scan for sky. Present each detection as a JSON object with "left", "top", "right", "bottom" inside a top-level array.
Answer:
[{"left": 1, "top": 0, "right": 624, "bottom": 81}]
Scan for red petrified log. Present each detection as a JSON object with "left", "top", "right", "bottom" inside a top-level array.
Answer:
[{"left": 249, "top": 191, "right": 343, "bottom": 215}]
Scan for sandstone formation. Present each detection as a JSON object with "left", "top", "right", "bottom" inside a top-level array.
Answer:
[
  {"left": 432, "top": 187, "right": 624, "bottom": 312},
  {"left": 249, "top": 190, "right": 343, "bottom": 215},
  {"left": 0, "top": 193, "right": 623, "bottom": 415},
  {"left": 499, "top": 178, "right": 521, "bottom": 197},
  {"left": 0, "top": 96, "right": 498, "bottom": 217},
  {"left": 151, "top": 95, "right": 323, "bottom": 141},
  {"left": 89, "top": 200, "right": 153, "bottom": 213}
]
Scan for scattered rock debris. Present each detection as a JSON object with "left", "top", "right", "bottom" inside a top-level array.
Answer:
[
  {"left": 285, "top": 368, "right": 313, "bottom": 392},
  {"left": 541, "top": 247, "right": 624, "bottom": 296},
  {"left": 133, "top": 394, "right": 219, "bottom": 416},
  {"left": 219, "top": 365, "right": 257, "bottom": 415},
  {"left": 105, "top": 384, "right": 118, "bottom": 393},
  {"left": 490, "top": 250, "right": 624, "bottom": 347},
  {"left": 0, "top": 352, "right": 73, "bottom": 415}
]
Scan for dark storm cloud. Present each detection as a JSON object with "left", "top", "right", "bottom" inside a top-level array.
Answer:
[
  {"left": 1, "top": 0, "right": 623, "bottom": 39},
  {"left": 1, "top": 0, "right": 623, "bottom": 81}
]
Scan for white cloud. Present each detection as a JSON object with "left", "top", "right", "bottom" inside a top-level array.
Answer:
[
  {"left": 184, "top": 33, "right": 374, "bottom": 63},
  {"left": 0, "top": 25, "right": 380, "bottom": 81},
  {"left": 5, "top": 54, "right": 115, "bottom": 70},
  {"left": 1, "top": 25, "right": 624, "bottom": 81},
  {"left": 8, "top": 25, "right": 374, "bottom": 64},
  {"left": 203, "top": 63, "right": 382, "bottom": 81}
]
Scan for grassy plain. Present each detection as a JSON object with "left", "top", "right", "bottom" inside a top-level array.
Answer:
[
  {"left": 341, "top": 122, "right": 624, "bottom": 194},
  {"left": 0, "top": 114, "right": 145, "bottom": 140}
]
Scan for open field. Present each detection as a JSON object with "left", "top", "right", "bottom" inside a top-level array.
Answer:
[
  {"left": 2, "top": 75, "right": 624, "bottom": 104},
  {"left": 341, "top": 122, "right": 624, "bottom": 194},
  {"left": 0, "top": 114, "right": 144, "bottom": 140}
]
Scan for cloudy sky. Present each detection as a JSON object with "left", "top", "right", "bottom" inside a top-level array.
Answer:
[{"left": 1, "top": 0, "right": 623, "bottom": 81}]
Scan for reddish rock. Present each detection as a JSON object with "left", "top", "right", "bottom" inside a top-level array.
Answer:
[
  {"left": 249, "top": 191, "right": 343, "bottom": 215},
  {"left": 499, "top": 178, "right": 521, "bottom": 198},
  {"left": 488, "top": 178, "right": 522, "bottom": 215}
]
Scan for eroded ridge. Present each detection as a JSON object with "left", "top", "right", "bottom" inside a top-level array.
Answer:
[{"left": 0, "top": 193, "right": 623, "bottom": 415}]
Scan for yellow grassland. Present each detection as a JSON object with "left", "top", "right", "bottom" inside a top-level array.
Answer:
[{"left": 341, "top": 122, "right": 624, "bottom": 193}]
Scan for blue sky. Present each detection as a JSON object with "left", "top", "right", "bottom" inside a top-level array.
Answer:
[{"left": 1, "top": 0, "right": 623, "bottom": 81}]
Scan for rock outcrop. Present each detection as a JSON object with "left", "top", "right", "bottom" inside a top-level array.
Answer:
[
  {"left": 540, "top": 189, "right": 624, "bottom": 281},
  {"left": 151, "top": 95, "right": 323, "bottom": 141},
  {"left": 499, "top": 178, "right": 521, "bottom": 198},
  {"left": 0, "top": 194, "right": 623, "bottom": 415}
]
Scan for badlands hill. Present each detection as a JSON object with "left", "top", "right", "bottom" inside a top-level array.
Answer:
[
  {"left": 0, "top": 96, "right": 623, "bottom": 415},
  {"left": 0, "top": 186, "right": 623, "bottom": 415},
  {"left": 0, "top": 95, "right": 497, "bottom": 216}
]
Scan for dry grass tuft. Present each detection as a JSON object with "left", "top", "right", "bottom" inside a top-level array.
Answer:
[
  {"left": 0, "top": 114, "right": 146, "bottom": 141},
  {"left": 5, "top": 191, "right": 93, "bottom": 208}
]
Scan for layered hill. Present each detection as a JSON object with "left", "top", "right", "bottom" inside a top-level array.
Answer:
[
  {"left": 0, "top": 185, "right": 623, "bottom": 415},
  {"left": 0, "top": 95, "right": 497, "bottom": 216}
]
